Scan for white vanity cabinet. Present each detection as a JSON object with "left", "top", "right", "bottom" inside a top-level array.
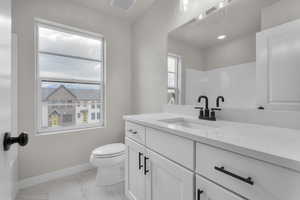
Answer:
[
  {"left": 125, "top": 120, "right": 300, "bottom": 200},
  {"left": 196, "top": 175, "right": 244, "bottom": 200},
  {"left": 196, "top": 142, "right": 300, "bottom": 200},
  {"left": 125, "top": 132, "right": 193, "bottom": 200},
  {"left": 125, "top": 138, "right": 146, "bottom": 200},
  {"left": 257, "top": 18, "right": 300, "bottom": 110},
  {"left": 145, "top": 149, "right": 194, "bottom": 200}
]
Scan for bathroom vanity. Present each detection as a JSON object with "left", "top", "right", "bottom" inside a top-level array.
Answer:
[{"left": 124, "top": 113, "right": 300, "bottom": 200}]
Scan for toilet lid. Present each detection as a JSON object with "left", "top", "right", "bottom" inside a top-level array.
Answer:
[{"left": 92, "top": 143, "right": 126, "bottom": 158}]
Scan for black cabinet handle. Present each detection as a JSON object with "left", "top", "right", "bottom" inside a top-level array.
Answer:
[
  {"left": 214, "top": 166, "right": 254, "bottom": 185},
  {"left": 138, "top": 152, "right": 143, "bottom": 170},
  {"left": 3, "top": 132, "right": 29, "bottom": 151},
  {"left": 144, "top": 156, "right": 149, "bottom": 175},
  {"left": 197, "top": 189, "right": 203, "bottom": 200},
  {"left": 128, "top": 129, "right": 137, "bottom": 134}
]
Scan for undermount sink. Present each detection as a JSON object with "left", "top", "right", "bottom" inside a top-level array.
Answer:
[{"left": 158, "top": 118, "right": 221, "bottom": 130}]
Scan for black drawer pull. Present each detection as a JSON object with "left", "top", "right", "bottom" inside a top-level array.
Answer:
[
  {"left": 197, "top": 189, "right": 203, "bottom": 200},
  {"left": 138, "top": 152, "right": 143, "bottom": 170},
  {"left": 214, "top": 166, "right": 254, "bottom": 185},
  {"left": 128, "top": 129, "right": 138, "bottom": 134},
  {"left": 144, "top": 157, "right": 150, "bottom": 175}
]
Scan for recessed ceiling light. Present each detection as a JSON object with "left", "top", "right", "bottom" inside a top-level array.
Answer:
[{"left": 217, "top": 35, "right": 227, "bottom": 40}]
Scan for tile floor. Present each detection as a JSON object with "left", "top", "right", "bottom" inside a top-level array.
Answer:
[{"left": 16, "top": 169, "right": 128, "bottom": 200}]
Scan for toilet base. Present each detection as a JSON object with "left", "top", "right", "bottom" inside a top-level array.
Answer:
[{"left": 96, "top": 164, "right": 124, "bottom": 186}]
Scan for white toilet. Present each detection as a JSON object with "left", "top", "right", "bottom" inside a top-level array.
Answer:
[{"left": 90, "top": 143, "right": 126, "bottom": 186}]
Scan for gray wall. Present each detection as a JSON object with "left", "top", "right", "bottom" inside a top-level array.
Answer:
[
  {"left": 169, "top": 33, "right": 256, "bottom": 71},
  {"left": 132, "top": 0, "right": 213, "bottom": 113},
  {"left": 13, "top": 0, "right": 132, "bottom": 179},
  {"left": 203, "top": 34, "right": 256, "bottom": 70},
  {"left": 168, "top": 37, "right": 204, "bottom": 71},
  {"left": 261, "top": 0, "right": 300, "bottom": 30}
]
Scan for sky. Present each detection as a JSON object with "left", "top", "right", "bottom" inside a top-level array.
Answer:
[{"left": 38, "top": 26, "right": 103, "bottom": 83}]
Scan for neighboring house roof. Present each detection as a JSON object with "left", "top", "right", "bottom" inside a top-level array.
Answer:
[
  {"left": 45, "top": 85, "right": 77, "bottom": 101},
  {"left": 42, "top": 85, "right": 101, "bottom": 101},
  {"left": 49, "top": 110, "right": 60, "bottom": 117}
]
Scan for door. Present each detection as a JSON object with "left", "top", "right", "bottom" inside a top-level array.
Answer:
[
  {"left": 145, "top": 149, "right": 193, "bottom": 200},
  {"left": 196, "top": 175, "right": 244, "bottom": 200},
  {"left": 125, "top": 138, "right": 146, "bottom": 200},
  {"left": 0, "top": 0, "right": 15, "bottom": 199}
]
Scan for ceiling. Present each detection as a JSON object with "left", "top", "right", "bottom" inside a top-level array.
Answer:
[
  {"left": 66, "top": 0, "right": 156, "bottom": 22},
  {"left": 169, "top": 0, "right": 280, "bottom": 49}
]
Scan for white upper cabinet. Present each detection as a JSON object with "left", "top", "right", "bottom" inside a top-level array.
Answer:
[{"left": 257, "top": 18, "right": 300, "bottom": 110}]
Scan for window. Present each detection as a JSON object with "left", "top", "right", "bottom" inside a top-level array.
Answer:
[
  {"left": 97, "top": 112, "right": 100, "bottom": 120},
  {"left": 62, "top": 114, "right": 73, "bottom": 123},
  {"left": 36, "top": 21, "right": 105, "bottom": 134},
  {"left": 167, "top": 54, "right": 181, "bottom": 104},
  {"left": 91, "top": 113, "right": 95, "bottom": 120}
]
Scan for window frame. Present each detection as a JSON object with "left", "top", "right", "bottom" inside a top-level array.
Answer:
[
  {"left": 34, "top": 19, "right": 106, "bottom": 135},
  {"left": 167, "top": 53, "right": 182, "bottom": 104}
]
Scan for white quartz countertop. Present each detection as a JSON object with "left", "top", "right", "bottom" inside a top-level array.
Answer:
[{"left": 124, "top": 113, "right": 300, "bottom": 172}]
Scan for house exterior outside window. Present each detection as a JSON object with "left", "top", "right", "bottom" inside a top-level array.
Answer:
[
  {"left": 36, "top": 20, "right": 105, "bottom": 134},
  {"left": 167, "top": 54, "right": 181, "bottom": 104}
]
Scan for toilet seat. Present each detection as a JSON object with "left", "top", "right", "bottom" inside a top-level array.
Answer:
[{"left": 92, "top": 143, "right": 126, "bottom": 158}]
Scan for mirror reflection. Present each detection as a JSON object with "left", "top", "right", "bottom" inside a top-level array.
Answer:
[{"left": 167, "top": 0, "right": 280, "bottom": 109}]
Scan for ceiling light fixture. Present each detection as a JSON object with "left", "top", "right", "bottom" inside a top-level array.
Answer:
[{"left": 217, "top": 35, "right": 227, "bottom": 40}]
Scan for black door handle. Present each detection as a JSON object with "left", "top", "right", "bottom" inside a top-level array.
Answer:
[
  {"left": 144, "top": 156, "right": 149, "bottom": 175},
  {"left": 3, "top": 132, "right": 29, "bottom": 151},
  {"left": 138, "top": 152, "right": 143, "bottom": 170},
  {"left": 214, "top": 166, "right": 254, "bottom": 185},
  {"left": 197, "top": 189, "right": 203, "bottom": 200}
]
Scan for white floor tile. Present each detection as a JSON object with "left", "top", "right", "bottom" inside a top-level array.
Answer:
[{"left": 16, "top": 169, "right": 128, "bottom": 200}]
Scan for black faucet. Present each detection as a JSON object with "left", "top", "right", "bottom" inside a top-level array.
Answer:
[
  {"left": 198, "top": 96, "right": 210, "bottom": 119},
  {"left": 216, "top": 96, "right": 225, "bottom": 108},
  {"left": 195, "top": 96, "right": 225, "bottom": 121},
  {"left": 209, "top": 96, "right": 225, "bottom": 121}
]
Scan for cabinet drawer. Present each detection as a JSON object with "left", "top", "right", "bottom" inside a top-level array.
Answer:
[
  {"left": 146, "top": 128, "right": 194, "bottom": 170},
  {"left": 126, "top": 122, "right": 146, "bottom": 145},
  {"left": 196, "top": 175, "right": 244, "bottom": 200},
  {"left": 196, "top": 142, "right": 300, "bottom": 200}
]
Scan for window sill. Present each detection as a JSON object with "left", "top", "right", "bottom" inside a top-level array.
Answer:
[{"left": 36, "top": 125, "right": 105, "bottom": 136}]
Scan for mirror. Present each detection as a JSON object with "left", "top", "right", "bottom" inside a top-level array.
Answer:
[{"left": 167, "top": 0, "right": 280, "bottom": 109}]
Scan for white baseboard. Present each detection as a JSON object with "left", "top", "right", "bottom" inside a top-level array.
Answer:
[{"left": 18, "top": 163, "right": 94, "bottom": 189}]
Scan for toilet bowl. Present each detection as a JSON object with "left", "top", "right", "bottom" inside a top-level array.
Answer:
[{"left": 90, "top": 143, "right": 126, "bottom": 186}]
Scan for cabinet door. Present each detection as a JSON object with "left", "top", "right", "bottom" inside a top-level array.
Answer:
[
  {"left": 125, "top": 138, "right": 146, "bottom": 200},
  {"left": 145, "top": 149, "right": 193, "bottom": 200},
  {"left": 196, "top": 175, "right": 244, "bottom": 200},
  {"left": 257, "top": 18, "right": 300, "bottom": 110}
]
